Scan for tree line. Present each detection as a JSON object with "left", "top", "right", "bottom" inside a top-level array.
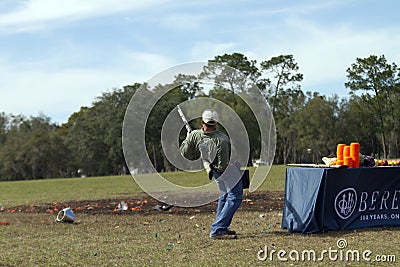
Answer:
[{"left": 1, "top": 53, "right": 399, "bottom": 181}]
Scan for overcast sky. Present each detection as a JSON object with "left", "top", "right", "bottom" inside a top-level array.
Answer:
[{"left": 0, "top": 0, "right": 399, "bottom": 124}]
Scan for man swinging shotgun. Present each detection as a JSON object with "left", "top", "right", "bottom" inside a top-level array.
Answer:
[
  {"left": 179, "top": 107, "right": 243, "bottom": 239},
  {"left": 177, "top": 105, "right": 213, "bottom": 179}
]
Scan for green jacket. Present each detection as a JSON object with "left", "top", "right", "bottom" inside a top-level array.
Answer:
[{"left": 180, "top": 129, "right": 231, "bottom": 173}]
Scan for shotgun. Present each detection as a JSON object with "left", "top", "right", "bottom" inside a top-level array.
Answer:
[{"left": 177, "top": 105, "right": 192, "bottom": 133}]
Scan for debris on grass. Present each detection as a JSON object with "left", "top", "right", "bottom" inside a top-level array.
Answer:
[
  {"left": 117, "top": 201, "right": 128, "bottom": 211},
  {"left": 114, "top": 199, "right": 148, "bottom": 212},
  {"left": 55, "top": 208, "right": 75, "bottom": 223},
  {"left": 2, "top": 192, "right": 285, "bottom": 215},
  {"left": 264, "top": 224, "right": 272, "bottom": 231},
  {"left": 153, "top": 204, "right": 173, "bottom": 211},
  {"left": 166, "top": 243, "right": 174, "bottom": 250}
]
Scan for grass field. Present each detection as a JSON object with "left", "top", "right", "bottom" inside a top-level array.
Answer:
[
  {"left": 1, "top": 166, "right": 399, "bottom": 266},
  {"left": 0, "top": 166, "right": 285, "bottom": 208}
]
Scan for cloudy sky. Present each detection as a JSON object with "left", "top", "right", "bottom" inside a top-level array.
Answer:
[{"left": 0, "top": 0, "right": 399, "bottom": 124}]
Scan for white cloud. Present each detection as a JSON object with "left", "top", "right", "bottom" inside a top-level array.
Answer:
[
  {"left": 1, "top": 68, "right": 117, "bottom": 123},
  {"left": 125, "top": 51, "right": 175, "bottom": 78},
  {"left": 1, "top": 0, "right": 400, "bottom": 122},
  {"left": 241, "top": 17, "right": 400, "bottom": 96},
  {"left": 161, "top": 13, "right": 205, "bottom": 30},
  {"left": 0, "top": 50, "right": 175, "bottom": 123},
  {"left": 292, "top": 22, "right": 400, "bottom": 93},
  {"left": 0, "top": 0, "right": 165, "bottom": 33},
  {"left": 190, "top": 42, "right": 237, "bottom": 61}
]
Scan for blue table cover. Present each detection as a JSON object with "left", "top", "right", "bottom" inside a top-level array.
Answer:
[{"left": 282, "top": 167, "right": 400, "bottom": 233}]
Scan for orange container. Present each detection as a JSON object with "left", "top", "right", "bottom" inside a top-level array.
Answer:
[
  {"left": 337, "top": 159, "right": 344, "bottom": 166},
  {"left": 350, "top": 142, "right": 360, "bottom": 168},
  {"left": 336, "top": 144, "right": 346, "bottom": 160},
  {"left": 344, "top": 145, "right": 351, "bottom": 158},
  {"left": 350, "top": 142, "right": 360, "bottom": 151},
  {"left": 353, "top": 158, "right": 360, "bottom": 168},
  {"left": 344, "top": 156, "right": 353, "bottom": 168}
]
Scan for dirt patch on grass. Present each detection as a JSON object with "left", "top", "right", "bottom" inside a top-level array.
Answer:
[{"left": 1, "top": 191, "right": 285, "bottom": 215}]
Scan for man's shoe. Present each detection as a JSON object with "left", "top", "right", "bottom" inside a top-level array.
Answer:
[
  {"left": 226, "top": 229, "right": 236, "bottom": 235},
  {"left": 210, "top": 233, "right": 237, "bottom": 240}
]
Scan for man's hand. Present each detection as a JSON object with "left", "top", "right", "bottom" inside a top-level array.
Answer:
[
  {"left": 199, "top": 140, "right": 213, "bottom": 179},
  {"left": 207, "top": 168, "right": 213, "bottom": 180},
  {"left": 203, "top": 161, "right": 213, "bottom": 180}
]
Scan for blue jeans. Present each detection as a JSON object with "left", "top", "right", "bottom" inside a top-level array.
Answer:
[{"left": 210, "top": 170, "right": 243, "bottom": 236}]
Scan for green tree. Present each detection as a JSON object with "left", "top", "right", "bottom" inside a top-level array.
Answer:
[
  {"left": 260, "top": 55, "right": 304, "bottom": 164},
  {"left": 0, "top": 113, "right": 7, "bottom": 178},
  {"left": 294, "top": 93, "right": 341, "bottom": 163},
  {"left": 207, "top": 52, "right": 260, "bottom": 83},
  {"left": 274, "top": 88, "right": 306, "bottom": 164},
  {"left": 63, "top": 84, "right": 140, "bottom": 176},
  {"left": 145, "top": 82, "right": 196, "bottom": 171},
  {"left": 204, "top": 53, "right": 264, "bottom": 165},
  {"left": 345, "top": 55, "right": 400, "bottom": 158},
  {"left": 338, "top": 95, "right": 380, "bottom": 156},
  {"left": 0, "top": 112, "right": 7, "bottom": 144},
  {"left": 260, "top": 55, "right": 303, "bottom": 114},
  {"left": 0, "top": 115, "right": 69, "bottom": 180}
]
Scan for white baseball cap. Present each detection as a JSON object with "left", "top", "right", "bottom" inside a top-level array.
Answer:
[{"left": 202, "top": 109, "right": 218, "bottom": 125}]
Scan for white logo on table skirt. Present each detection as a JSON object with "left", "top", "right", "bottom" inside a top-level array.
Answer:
[{"left": 335, "top": 188, "right": 357, "bottom": 220}]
